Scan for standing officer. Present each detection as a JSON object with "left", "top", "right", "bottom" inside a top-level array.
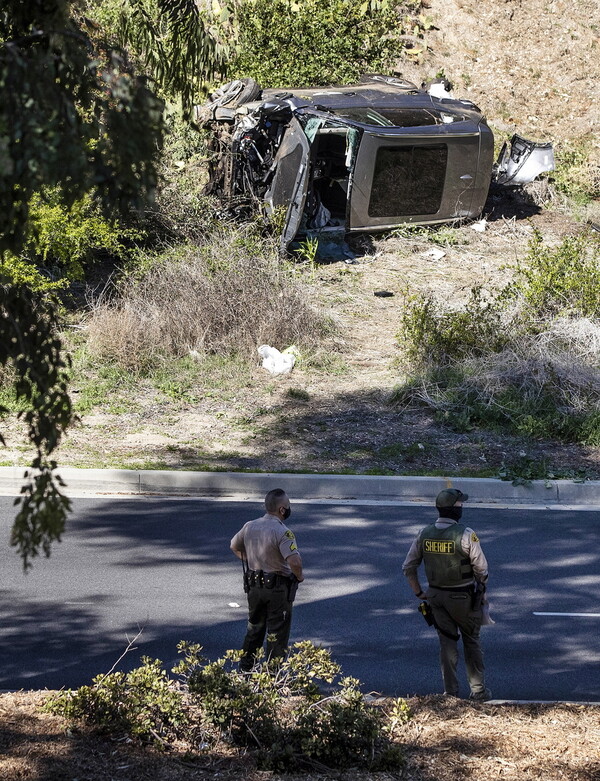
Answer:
[
  {"left": 402, "top": 488, "right": 492, "bottom": 701},
  {"left": 230, "top": 488, "right": 304, "bottom": 671}
]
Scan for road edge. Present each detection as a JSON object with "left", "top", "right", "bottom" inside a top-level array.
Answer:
[{"left": 1, "top": 466, "right": 600, "bottom": 505}]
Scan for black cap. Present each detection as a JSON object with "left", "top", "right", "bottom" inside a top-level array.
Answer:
[{"left": 436, "top": 488, "right": 468, "bottom": 509}]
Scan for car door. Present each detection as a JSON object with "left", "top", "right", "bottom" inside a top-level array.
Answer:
[{"left": 265, "top": 116, "right": 311, "bottom": 248}]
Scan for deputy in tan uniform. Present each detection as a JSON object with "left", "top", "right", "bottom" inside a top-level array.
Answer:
[
  {"left": 230, "top": 488, "right": 304, "bottom": 671},
  {"left": 402, "top": 488, "right": 491, "bottom": 701}
]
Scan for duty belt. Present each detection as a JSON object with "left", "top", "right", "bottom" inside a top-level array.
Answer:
[{"left": 246, "top": 570, "right": 292, "bottom": 588}]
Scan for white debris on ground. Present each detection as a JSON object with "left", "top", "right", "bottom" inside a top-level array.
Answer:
[
  {"left": 470, "top": 218, "right": 488, "bottom": 232},
  {"left": 423, "top": 247, "right": 447, "bottom": 261},
  {"left": 257, "top": 344, "right": 297, "bottom": 375}
]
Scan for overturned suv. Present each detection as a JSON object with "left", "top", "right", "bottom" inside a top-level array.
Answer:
[{"left": 196, "top": 75, "right": 554, "bottom": 249}]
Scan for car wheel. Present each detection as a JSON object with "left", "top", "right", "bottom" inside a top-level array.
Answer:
[
  {"left": 209, "top": 78, "right": 262, "bottom": 108},
  {"left": 195, "top": 78, "right": 262, "bottom": 124}
]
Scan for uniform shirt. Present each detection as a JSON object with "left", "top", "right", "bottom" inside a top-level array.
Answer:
[
  {"left": 402, "top": 517, "right": 488, "bottom": 586},
  {"left": 230, "top": 513, "right": 299, "bottom": 576}
]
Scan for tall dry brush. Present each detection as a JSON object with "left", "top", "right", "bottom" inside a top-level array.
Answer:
[{"left": 85, "top": 225, "right": 330, "bottom": 371}]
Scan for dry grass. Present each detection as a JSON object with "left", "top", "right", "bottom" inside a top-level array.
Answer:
[
  {"left": 402, "top": 323, "right": 600, "bottom": 446},
  {"left": 462, "top": 317, "right": 600, "bottom": 410},
  {"left": 0, "top": 692, "right": 598, "bottom": 781},
  {"left": 86, "top": 224, "right": 331, "bottom": 370},
  {"left": 400, "top": 696, "right": 600, "bottom": 781}
]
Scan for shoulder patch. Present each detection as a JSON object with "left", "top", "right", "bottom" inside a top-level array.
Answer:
[
  {"left": 471, "top": 532, "right": 479, "bottom": 543},
  {"left": 284, "top": 530, "right": 295, "bottom": 540}
]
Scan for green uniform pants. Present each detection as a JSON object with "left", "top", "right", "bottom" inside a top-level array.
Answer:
[{"left": 427, "top": 586, "right": 488, "bottom": 698}]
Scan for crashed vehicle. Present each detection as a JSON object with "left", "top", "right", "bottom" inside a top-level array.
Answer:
[{"left": 196, "top": 75, "right": 554, "bottom": 248}]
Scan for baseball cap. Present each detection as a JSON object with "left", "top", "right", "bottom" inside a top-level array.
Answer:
[{"left": 436, "top": 488, "right": 469, "bottom": 508}]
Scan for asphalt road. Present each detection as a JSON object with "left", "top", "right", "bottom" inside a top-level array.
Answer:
[{"left": 1, "top": 496, "right": 599, "bottom": 701}]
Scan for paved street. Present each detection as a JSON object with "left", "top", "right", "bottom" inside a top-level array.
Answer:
[{"left": 1, "top": 495, "right": 599, "bottom": 700}]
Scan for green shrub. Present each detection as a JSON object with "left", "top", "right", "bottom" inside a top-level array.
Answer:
[
  {"left": 0, "top": 253, "right": 67, "bottom": 293},
  {"left": 293, "top": 676, "right": 383, "bottom": 768},
  {"left": 396, "top": 230, "right": 600, "bottom": 446},
  {"left": 398, "top": 285, "right": 508, "bottom": 368},
  {"left": 273, "top": 639, "right": 342, "bottom": 698},
  {"left": 21, "top": 190, "right": 140, "bottom": 281},
  {"left": 496, "top": 454, "right": 556, "bottom": 486},
  {"left": 551, "top": 139, "right": 600, "bottom": 205},
  {"left": 47, "top": 656, "right": 188, "bottom": 745},
  {"left": 49, "top": 641, "right": 410, "bottom": 769},
  {"left": 79, "top": 0, "right": 126, "bottom": 41},
  {"left": 498, "top": 453, "right": 595, "bottom": 484},
  {"left": 507, "top": 229, "right": 600, "bottom": 320},
  {"left": 230, "top": 0, "right": 419, "bottom": 88},
  {"left": 189, "top": 658, "right": 280, "bottom": 748},
  {"left": 179, "top": 640, "right": 406, "bottom": 770}
]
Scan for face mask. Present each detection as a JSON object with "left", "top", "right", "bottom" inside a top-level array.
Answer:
[
  {"left": 442, "top": 506, "right": 462, "bottom": 521},
  {"left": 282, "top": 507, "right": 291, "bottom": 520}
]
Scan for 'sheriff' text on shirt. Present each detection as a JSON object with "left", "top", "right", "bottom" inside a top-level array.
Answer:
[{"left": 424, "top": 539, "right": 456, "bottom": 554}]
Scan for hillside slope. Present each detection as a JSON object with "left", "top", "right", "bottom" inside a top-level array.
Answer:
[
  {"left": 420, "top": 0, "right": 599, "bottom": 144},
  {"left": 1, "top": 6, "right": 600, "bottom": 779}
]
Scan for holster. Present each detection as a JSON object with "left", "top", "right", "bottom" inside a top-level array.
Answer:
[
  {"left": 288, "top": 574, "right": 299, "bottom": 603},
  {"left": 244, "top": 570, "right": 298, "bottom": 601},
  {"left": 472, "top": 582, "right": 486, "bottom": 612},
  {"left": 244, "top": 570, "right": 279, "bottom": 590},
  {"left": 419, "top": 600, "right": 459, "bottom": 641},
  {"left": 419, "top": 600, "right": 435, "bottom": 626}
]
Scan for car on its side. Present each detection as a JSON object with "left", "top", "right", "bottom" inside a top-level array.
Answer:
[{"left": 197, "top": 74, "right": 554, "bottom": 248}]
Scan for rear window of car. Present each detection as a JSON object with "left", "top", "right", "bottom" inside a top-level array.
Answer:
[{"left": 368, "top": 145, "right": 448, "bottom": 217}]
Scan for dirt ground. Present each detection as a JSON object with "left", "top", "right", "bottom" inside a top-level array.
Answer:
[
  {"left": 1, "top": 187, "right": 598, "bottom": 480},
  {"left": 6, "top": 191, "right": 598, "bottom": 481},
  {"left": 418, "top": 0, "right": 600, "bottom": 146},
  {"left": 1, "top": 692, "right": 598, "bottom": 781}
]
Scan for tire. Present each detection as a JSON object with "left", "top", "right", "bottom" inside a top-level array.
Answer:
[
  {"left": 195, "top": 78, "right": 262, "bottom": 125},
  {"left": 208, "top": 78, "right": 262, "bottom": 109}
]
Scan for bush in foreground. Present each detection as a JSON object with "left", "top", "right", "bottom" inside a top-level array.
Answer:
[{"left": 47, "top": 641, "right": 409, "bottom": 771}]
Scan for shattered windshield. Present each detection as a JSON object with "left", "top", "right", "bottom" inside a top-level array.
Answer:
[{"left": 303, "top": 116, "right": 324, "bottom": 142}]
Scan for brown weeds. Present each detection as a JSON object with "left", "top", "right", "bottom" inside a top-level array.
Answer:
[{"left": 86, "top": 225, "right": 330, "bottom": 371}]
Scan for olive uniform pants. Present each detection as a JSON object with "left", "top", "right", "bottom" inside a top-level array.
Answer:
[
  {"left": 427, "top": 586, "right": 488, "bottom": 698},
  {"left": 240, "top": 581, "right": 293, "bottom": 671}
]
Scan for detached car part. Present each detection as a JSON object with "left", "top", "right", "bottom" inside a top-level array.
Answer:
[{"left": 494, "top": 134, "right": 555, "bottom": 186}]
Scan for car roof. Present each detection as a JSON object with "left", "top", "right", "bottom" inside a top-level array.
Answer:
[{"left": 260, "top": 81, "right": 484, "bottom": 119}]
